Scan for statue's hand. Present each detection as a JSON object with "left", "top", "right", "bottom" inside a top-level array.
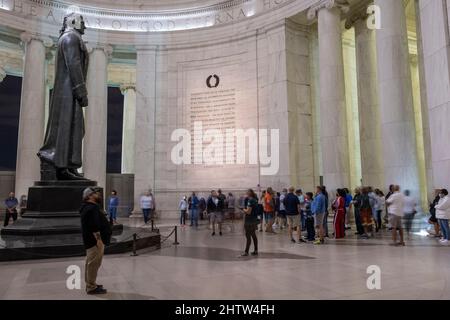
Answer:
[{"left": 79, "top": 96, "right": 88, "bottom": 107}]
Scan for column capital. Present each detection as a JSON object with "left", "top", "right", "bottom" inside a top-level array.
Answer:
[
  {"left": 344, "top": 0, "right": 373, "bottom": 29},
  {"left": 86, "top": 43, "right": 113, "bottom": 58},
  {"left": 20, "top": 32, "right": 53, "bottom": 49},
  {"left": 307, "top": 0, "right": 350, "bottom": 20},
  {"left": 120, "top": 83, "right": 136, "bottom": 94},
  {"left": 0, "top": 66, "right": 6, "bottom": 82}
]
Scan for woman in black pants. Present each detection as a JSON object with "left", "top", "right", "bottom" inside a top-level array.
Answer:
[{"left": 242, "top": 189, "right": 259, "bottom": 256}]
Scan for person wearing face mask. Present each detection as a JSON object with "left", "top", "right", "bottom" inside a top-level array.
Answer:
[{"left": 435, "top": 189, "right": 450, "bottom": 245}]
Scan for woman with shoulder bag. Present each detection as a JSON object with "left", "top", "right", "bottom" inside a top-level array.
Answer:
[{"left": 241, "top": 189, "right": 259, "bottom": 257}]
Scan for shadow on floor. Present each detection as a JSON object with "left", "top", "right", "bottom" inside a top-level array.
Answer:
[
  {"left": 97, "top": 292, "right": 158, "bottom": 300},
  {"left": 151, "top": 246, "right": 315, "bottom": 261}
]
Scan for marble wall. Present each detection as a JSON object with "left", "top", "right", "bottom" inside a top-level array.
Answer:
[{"left": 141, "top": 19, "right": 315, "bottom": 217}]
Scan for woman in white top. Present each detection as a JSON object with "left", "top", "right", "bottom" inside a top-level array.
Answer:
[
  {"left": 179, "top": 196, "right": 188, "bottom": 226},
  {"left": 374, "top": 189, "right": 385, "bottom": 232},
  {"left": 140, "top": 192, "right": 153, "bottom": 224},
  {"left": 435, "top": 189, "right": 450, "bottom": 243}
]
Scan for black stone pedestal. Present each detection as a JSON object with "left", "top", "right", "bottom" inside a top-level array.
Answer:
[
  {"left": 0, "top": 180, "right": 161, "bottom": 261},
  {"left": 1, "top": 180, "right": 101, "bottom": 236}
]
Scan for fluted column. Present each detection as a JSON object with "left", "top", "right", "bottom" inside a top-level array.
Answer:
[
  {"left": 15, "top": 32, "right": 53, "bottom": 199},
  {"left": 120, "top": 84, "right": 136, "bottom": 174},
  {"left": 308, "top": 0, "right": 351, "bottom": 192},
  {"left": 374, "top": 0, "right": 419, "bottom": 196},
  {"left": 132, "top": 47, "right": 156, "bottom": 213},
  {"left": 347, "top": 12, "right": 384, "bottom": 188},
  {"left": 83, "top": 44, "right": 112, "bottom": 189},
  {"left": 417, "top": 0, "right": 450, "bottom": 191}
]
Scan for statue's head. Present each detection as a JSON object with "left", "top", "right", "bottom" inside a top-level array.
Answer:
[{"left": 61, "top": 12, "right": 86, "bottom": 35}]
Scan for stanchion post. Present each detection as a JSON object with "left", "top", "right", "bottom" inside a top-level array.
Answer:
[
  {"left": 130, "top": 233, "right": 139, "bottom": 256},
  {"left": 173, "top": 226, "right": 180, "bottom": 245},
  {"left": 151, "top": 219, "right": 154, "bottom": 232}
]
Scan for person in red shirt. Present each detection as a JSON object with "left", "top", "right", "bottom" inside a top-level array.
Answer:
[
  {"left": 264, "top": 187, "right": 276, "bottom": 233},
  {"left": 333, "top": 189, "right": 346, "bottom": 239}
]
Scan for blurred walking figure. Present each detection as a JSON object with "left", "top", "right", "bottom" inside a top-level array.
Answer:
[
  {"left": 179, "top": 196, "right": 188, "bottom": 226},
  {"left": 359, "top": 187, "right": 374, "bottom": 238},
  {"left": 241, "top": 189, "right": 259, "bottom": 256},
  {"left": 296, "top": 189, "right": 306, "bottom": 231},
  {"left": 207, "top": 190, "right": 224, "bottom": 236},
  {"left": 107, "top": 190, "right": 119, "bottom": 224},
  {"left": 374, "top": 189, "right": 385, "bottom": 232},
  {"left": 344, "top": 188, "right": 352, "bottom": 230},
  {"left": 189, "top": 192, "right": 200, "bottom": 227},
  {"left": 19, "top": 195, "right": 27, "bottom": 216},
  {"left": 385, "top": 184, "right": 395, "bottom": 228},
  {"left": 227, "top": 192, "right": 236, "bottom": 222},
  {"left": 386, "top": 185, "right": 405, "bottom": 246},
  {"left": 403, "top": 190, "right": 417, "bottom": 238},
  {"left": 264, "top": 187, "right": 276, "bottom": 233},
  {"left": 428, "top": 189, "right": 441, "bottom": 238},
  {"left": 435, "top": 189, "right": 450, "bottom": 245},
  {"left": 322, "top": 186, "right": 330, "bottom": 237},
  {"left": 258, "top": 190, "right": 266, "bottom": 232},
  {"left": 304, "top": 192, "right": 315, "bottom": 241},
  {"left": 277, "top": 189, "right": 288, "bottom": 230},
  {"left": 140, "top": 191, "right": 153, "bottom": 224},
  {"left": 352, "top": 188, "right": 364, "bottom": 235}
]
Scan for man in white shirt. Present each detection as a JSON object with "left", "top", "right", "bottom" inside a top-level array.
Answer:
[
  {"left": 140, "top": 191, "right": 154, "bottom": 224},
  {"left": 386, "top": 185, "right": 405, "bottom": 246}
]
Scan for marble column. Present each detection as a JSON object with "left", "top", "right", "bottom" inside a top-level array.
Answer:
[
  {"left": 351, "top": 15, "right": 384, "bottom": 188},
  {"left": 374, "top": 0, "right": 419, "bottom": 196},
  {"left": 83, "top": 44, "right": 112, "bottom": 189},
  {"left": 15, "top": 32, "right": 53, "bottom": 199},
  {"left": 132, "top": 47, "right": 156, "bottom": 214},
  {"left": 308, "top": 0, "right": 351, "bottom": 192},
  {"left": 120, "top": 84, "right": 136, "bottom": 174},
  {"left": 417, "top": 0, "right": 450, "bottom": 190},
  {"left": 414, "top": 0, "right": 434, "bottom": 204}
]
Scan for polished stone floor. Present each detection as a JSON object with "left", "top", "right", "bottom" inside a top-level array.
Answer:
[{"left": 0, "top": 217, "right": 449, "bottom": 300}]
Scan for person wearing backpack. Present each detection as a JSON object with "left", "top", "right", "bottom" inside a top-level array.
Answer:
[
  {"left": 241, "top": 189, "right": 259, "bottom": 256},
  {"left": 304, "top": 192, "right": 316, "bottom": 241}
]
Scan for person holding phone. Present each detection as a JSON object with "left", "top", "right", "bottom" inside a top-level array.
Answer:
[{"left": 241, "top": 189, "right": 259, "bottom": 257}]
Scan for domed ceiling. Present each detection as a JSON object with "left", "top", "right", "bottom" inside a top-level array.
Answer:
[{"left": 68, "top": 0, "right": 233, "bottom": 11}]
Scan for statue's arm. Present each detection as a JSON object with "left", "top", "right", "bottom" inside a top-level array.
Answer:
[{"left": 61, "top": 34, "right": 88, "bottom": 106}]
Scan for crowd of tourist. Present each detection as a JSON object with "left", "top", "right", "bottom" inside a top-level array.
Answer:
[
  {"left": 172, "top": 183, "right": 450, "bottom": 251},
  {"left": 4, "top": 183, "right": 450, "bottom": 249}
]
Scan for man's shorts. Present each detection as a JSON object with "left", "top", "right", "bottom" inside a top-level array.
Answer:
[
  {"left": 278, "top": 210, "right": 286, "bottom": 218},
  {"left": 314, "top": 212, "right": 325, "bottom": 227},
  {"left": 264, "top": 212, "right": 274, "bottom": 221},
  {"left": 210, "top": 211, "right": 223, "bottom": 223},
  {"left": 389, "top": 214, "right": 402, "bottom": 229},
  {"left": 286, "top": 214, "right": 300, "bottom": 228}
]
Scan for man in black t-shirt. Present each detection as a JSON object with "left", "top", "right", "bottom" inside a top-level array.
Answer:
[{"left": 80, "top": 187, "right": 111, "bottom": 295}]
